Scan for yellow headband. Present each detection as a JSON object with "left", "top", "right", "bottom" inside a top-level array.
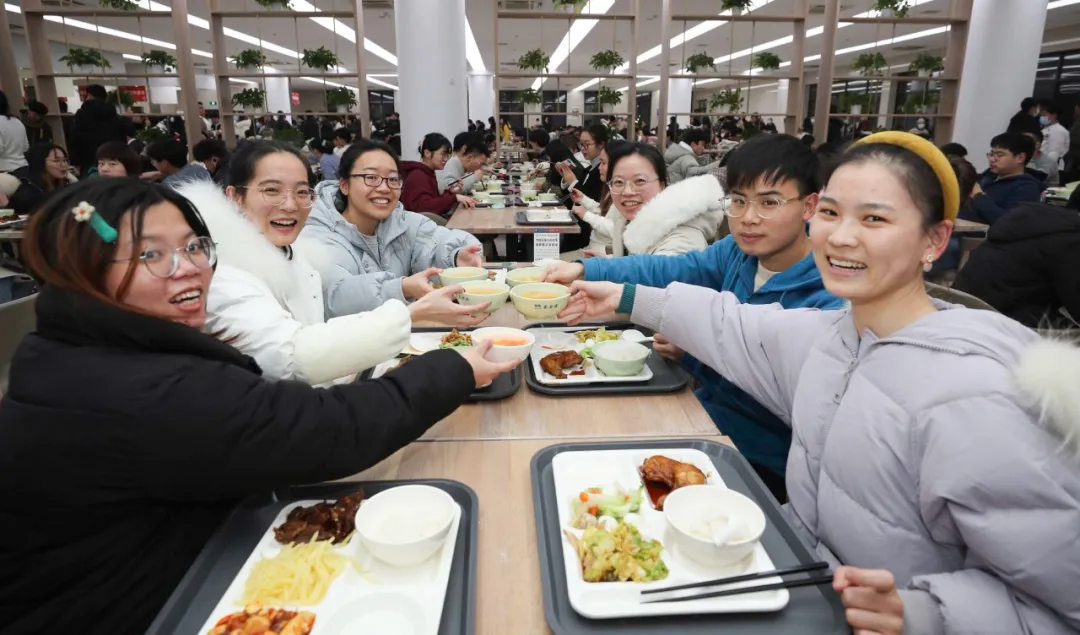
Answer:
[{"left": 851, "top": 131, "right": 960, "bottom": 222}]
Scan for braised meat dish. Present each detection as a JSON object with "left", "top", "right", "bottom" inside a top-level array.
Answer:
[
  {"left": 540, "top": 350, "right": 585, "bottom": 379},
  {"left": 640, "top": 456, "right": 706, "bottom": 510},
  {"left": 272, "top": 490, "right": 364, "bottom": 545},
  {"left": 209, "top": 604, "right": 315, "bottom": 635}
]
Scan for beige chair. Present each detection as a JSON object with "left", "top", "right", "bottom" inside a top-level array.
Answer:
[
  {"left": 924, "top": 281, "right": 997, "bottom": 312},
  {"left": 0, "top": 294, "right": 37, "bottom": 394}
]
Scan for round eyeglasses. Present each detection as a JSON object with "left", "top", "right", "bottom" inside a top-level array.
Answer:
[
  {"left": 609, "top": 177, "right": 660, "bottom": 194},
  {"left": 114, "top": 236, "right": 217, "bottom": 278},
  {"left": 722, "top": 195, "right": 801, "bottom": 219},
  {"left": 237, "top": 185, "right": 315, "bottom": 208},
  {"left": 349, "top": 174, "right": 403, "bottom": 189}
]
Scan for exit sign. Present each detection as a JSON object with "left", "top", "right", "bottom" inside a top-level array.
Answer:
[{"left": 209, "top": 101, "right": 217, "bottom": 106}]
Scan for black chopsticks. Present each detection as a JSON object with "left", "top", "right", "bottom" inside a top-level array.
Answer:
[{"left": 640, "top": 561, "right": 832, "bottom": 604}]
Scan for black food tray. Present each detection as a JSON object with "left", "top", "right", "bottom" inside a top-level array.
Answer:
[
  {"left": 530, "top": 440, "right": 847, "bottom": 635},
  {"left": 523, "top": 321, "right": 688, "bottom": 396},
  {"left": 515, "top": 210, "right": 578, "bottom": 226},
  {"left": 148, "top": 479, "right": 479, "bottom": 635},
  {"left": 358, "top": 326, "right": 521, "bottom": 401}
]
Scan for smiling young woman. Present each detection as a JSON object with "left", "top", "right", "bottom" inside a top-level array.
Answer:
[
  {"left": 0, "top": 177, "right": 517, "bottom": 634},
  {"left": 557, "top": 132, "right": 1080, "bottom": 635}
]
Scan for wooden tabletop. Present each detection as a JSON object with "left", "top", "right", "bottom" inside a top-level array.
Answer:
[
  {"left": 447, "top": 206, "right": 582, "bottom": 236},
  {"left": 350, "top": 434, "right": 731, "bottom": 635}
]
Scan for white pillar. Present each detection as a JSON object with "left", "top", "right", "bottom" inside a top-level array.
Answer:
[
  {"left": 775, "top": 79, "right": 789, "bottom": 134},
  {"left": 651, "top": 90, "right": 661, "bottom": 130},
  {"left": 877, "top": 80, "right": 893, "bottom": 130},
  {"left": 468, "top": 74, "right": 494, "bottom": 124},
  {"left": 668, "top": 77, "right": 693, "bottom": 126},
  {"left": 395, "top": 0, "right": 468, "bottom": 160},
  {"left": 567, "top": 90, "right": 585, "bottom": 126},
  {"left": 525, "top": 101, "right": 542, "bottom": 128},
  {"left": 264, "top": 76, "right": 292, "bottom": 122},
  {"left": 954, "top": 0, "right": 1049, "bottom": 171}
]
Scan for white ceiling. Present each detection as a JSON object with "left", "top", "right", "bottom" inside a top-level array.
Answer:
[{"left": 7, "top": 0, "right": 1080, "bottom": 94}]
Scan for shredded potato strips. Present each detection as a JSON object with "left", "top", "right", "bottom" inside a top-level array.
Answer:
[{"left": 240, "top": 539, "right": 345, "bottom": 606}]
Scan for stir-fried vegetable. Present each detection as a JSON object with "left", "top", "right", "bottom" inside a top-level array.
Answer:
[
  {"left": 563, "top": 522, "right": 669, "bottom": 583},
  {"left": 574, "top": 327, "right": 620, "bottom": 344},
  {"left": 570, "top": 484, "right": 643, "bottom": 529}
]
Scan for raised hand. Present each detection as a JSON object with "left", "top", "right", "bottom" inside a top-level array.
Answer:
[
  {"left": 558, "top": 280, "right": 624, "bottom": 326},
  {"left": 459, "top": 339, "right": 522, "bottom": 388},
  {"left": 455, "top": 244, "right": 485, "bottom": 268},
  {"left": 456, "top": 194, "right": 476, "bottom": 208},
  {"left": 401, "top": 267, "right": 441, "bottom": 300},
  {"left": 833, "top": 566, "right": 904, "bottom": 635},
  {"left": 408, "top": 285, "right": 490, "bottom": 327},
  {"left": 542, "top": 261, "right": 585, "bottom": 284},
  {"left": 569, "top": 188, "right": 584, "bottom": 204}
]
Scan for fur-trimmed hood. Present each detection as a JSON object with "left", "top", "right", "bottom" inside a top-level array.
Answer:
[
  {"left": 620, "top": 174, "right": 725, "bottom": 255},
  {"left": 1015, "top": 338, "right": 1080, "bottom": 458},
  {"left": 174, "top": 180, "right": 310, "bottom": 308}
]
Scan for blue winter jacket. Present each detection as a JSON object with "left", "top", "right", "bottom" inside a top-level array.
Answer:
[
  {"left": 582, "top": 237, "right": 844, "bottom": 476},
  {"left": 959, "top": 171, "right": 1043, "bottom": 225}
]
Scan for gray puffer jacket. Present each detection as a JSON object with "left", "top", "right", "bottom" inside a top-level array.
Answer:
[
  {"left": 298, "top": 181, "right": 480, "bottom": 318},
  {"left": 632, "top": 282, "right": 1080, "bottom": 635},
  {"left": 663, "top": 142, "right": 720, "bottom": 183}
]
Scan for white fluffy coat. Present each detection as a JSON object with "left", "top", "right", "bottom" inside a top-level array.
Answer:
[{"left": 614, "top": 174, "right": 725, "bottom": 256}]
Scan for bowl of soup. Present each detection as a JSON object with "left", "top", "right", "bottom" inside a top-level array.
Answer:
[
  {"left": 438, "top": 267, "right": 489, "bottom": 287},
  {"left": 456, "top": 281, "right": 510, "bottom": 314},
  {"left": 538, "top": 192, "right": 558, "bottom": 202},
  {"left": 505, "top": 266, "right": 545, "bottom": 288},
  {"left": 469, "top": 326, "right": 535, "bottom": 364},
  {"left": 510, "top": 282, "right": 570, "bottom": 319},
  {"left": 472, "top": 191, "right": 491, "bottom": 202},
  {"left": 488, "top": 193, "right": 506, "bottom": 206}
]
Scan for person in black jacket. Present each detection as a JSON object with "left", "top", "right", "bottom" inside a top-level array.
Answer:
[
  {"left": 553, "top": 124, "right": 608, "bottom": 252},
  {"left": 3, "top": 143, "right": 72, "bottom": 215},
  {"left": 953, "top": 202, "right": 1080, "bottom": 328},
  {"left": 0, "top": 177, "right": 516, "bottom": 635},
  {"left": 1007, "top": 97, "right": 1042, "bottom": 136},
  {"left": 68, "top": 84, "right": 133, "bottom": 176}
]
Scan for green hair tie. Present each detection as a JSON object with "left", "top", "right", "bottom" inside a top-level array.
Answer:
[{"left": 71, "top": 201, "right": 118, "bottom": 243}]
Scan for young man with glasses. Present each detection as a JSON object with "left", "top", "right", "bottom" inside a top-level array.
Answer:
[
  {"left": 960, "top": 132, "right": 1043, "bottom": 226},
  {"left": 543, "top": 134, "right": 842, "bottom": 500},
  {"left": 147, "top": 139, "right": 212, "bottom": 190},
  {"left": 437, "top": 135, "right": 490, "bottom": 195}
]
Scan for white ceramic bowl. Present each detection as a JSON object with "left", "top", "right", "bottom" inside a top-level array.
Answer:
[
  {"left": 663, "top": 485, "right": 767, "bottom": 569},
  {"left": 469, "top": 326, "right": 535, "bottom": 364},
  {"left": 488, "top": 193, "right": 506, "bottom": 205},
  {"left": 592, "top": 340, "right": 651, "bottom": 377},
  {"left": 538, "top": 192, "right": 557, "bottom": 201},
  {"left": 505, "top": 266, "right": 545, "bottom": 288},
  {"left": 510, "top": 282, "right": 570, "bottom": 319},
  {"left": 438, "top": 267, "right": 489, "bottom": 287},
  {"left": 455, "top": 280, "right": 510, "bottom": 313},
  {"left": 472, "top": 191, "right": 491, "bottom": 202},
  {"left": 354, "top": 485, "right": 456, "bottom": 567}
]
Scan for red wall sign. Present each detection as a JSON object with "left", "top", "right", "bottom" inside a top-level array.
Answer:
[{"left": 291, "top": 91, "right": 300, "bottom": 106}]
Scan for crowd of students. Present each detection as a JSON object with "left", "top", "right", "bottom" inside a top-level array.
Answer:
[{"left": 1, "top": 86, "right": 1079, "bottom": 635}]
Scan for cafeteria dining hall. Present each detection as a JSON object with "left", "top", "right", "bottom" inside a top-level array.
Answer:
[{"left": 1, "top": 0, "right": 1080, "bottom": 633}]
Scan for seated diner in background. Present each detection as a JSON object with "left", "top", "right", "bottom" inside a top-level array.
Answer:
[
  {"left": 0, "top": 177, "right": 517, "bottom": 634},
  {"left": 299, "top": 139, "right": 485, "bottom": 318},
  {"left": 958, "top": 131, "right": 1043, "bottom": 226},
  {"left": 568, "top": 140, "right": 623, "bottom": 257},
  {"left": 400, "top": 132, "right": 475, "bottom": 222},
  {"left": 556, "top": 132, "right": 1080, "bottom": 635},
  {"left": 436, "top": 132, "right": 489, "bottom": 195},
  {"left": 0, "top": 143, "right": 75, "bottom": 216}
]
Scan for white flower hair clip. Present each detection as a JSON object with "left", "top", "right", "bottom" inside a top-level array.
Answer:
[{"left": 71, "top": 200, "right": 118, "bottom": 243}]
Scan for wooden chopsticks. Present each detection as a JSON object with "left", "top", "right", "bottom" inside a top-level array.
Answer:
[{"left": 640, "top": 561, "right": 832, "bottom": 604}]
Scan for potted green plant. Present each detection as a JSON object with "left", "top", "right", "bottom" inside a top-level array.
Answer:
[
  {"left": 233, "top": 49, "right": 269, "bottom": 70},
  {"left": 99, "top": 0, "right": 139, "bottom": 10},
  {"left": 590, "top": 50, "right": 625, "bottom": 74},
  {"left": 903, "top": 90, "right": 938, "bottom": 114},
  {"left": 107, "top": 89, "right": 136, "bottom": 110},
  {"left": 752, "top": 52, "right": 782, "bottom": 72},
  {"left": 517, "top": 49, "right": 550, "bottom": 73},
  {"left": 302, "top": 46, "right": 340, "bottom": 72},
  {"left": 136, "top": 127, "right": 167, "bottom": 143},
  {"left": 721, "top": 0, "right": 754, "bottom": 15},
  {"left": 553, "top": 0, "right": 588, "bottom": 13},
  {"left": 852, "top": 52, "right": 887, "bottom": 76},
  {"left": 141, "top": 50, "right": 177, "bottom": 72},
  {"left": 909, "top": 53, "right": 944, "bottom": 77},
  {"left": 596, "top": 86, "right": 623, "bottom": 111},
  {"left": 871, "top": 0, "right": 911, "bottom": 18},
  {"left": 709, "top": 88, "right": 743, "bottom": 113},
  {"left": 518, "top": 88, "right": 544, "bottom": 106},
  {"left": 58, "top": 47, "right": 112, "bottom": 72},
  {"left": 326, "top": 86, "right": 357, "bottom": 112},
  {"left": 684, "top": 53, "right": 716, "bottom": 74},
  {"left": 255, "top": 0, "right": 292, "bottom": 9},
  {"left": 840, "top": 92, "right": 871, "bottom": 115},
  {"left": 232, "top": 87, "right": 266, "bottom": 110}
]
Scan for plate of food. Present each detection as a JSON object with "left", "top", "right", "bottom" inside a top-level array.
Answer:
[
  {"left": 551, "top": 448, "right": 784, "bottom": 619},
  {"left": 528, "top": 327, "right": 654, "bottom": 385},
  {"left": 407, "top": 329, "right": 472, "bottom": 355},
  {"left": 199, "top": 487, "right": 463, "bottom": 635}
]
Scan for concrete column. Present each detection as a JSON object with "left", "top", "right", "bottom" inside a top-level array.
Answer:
[
  {"left": 567, "top": 90, "right": 585, "bottom": 126},
  {"left": 775, "top": 79, "right": 790, "bottom": 133},
  {"left": 264, "top": 75, "right": 292, "bottom": 121},
  {"left": 651, "top": 90, "right": 660, "bottom": 131},
  {"left": 468, "top": 74, "right": 495, "bottom": 124},
  {"left": 394, "top": 0, "right": 468, "bottom": 160},
  {"left": 953, "top": 0, "right": 1049, "bottom": 171},
  {"left": 877, "top": 80, "right": 893, "bottom": 130},
  {"left": 0, "top": 7, "right": 23, "bottom": 102},
  {"left": 668, "top": 77, "right": 693, "bottom": 126},
  {"left": 170, "top": 0, "right": 204, "bottom": 152},
  {"left": 813, "top": 0, "right": 840, "bottom": 142}
]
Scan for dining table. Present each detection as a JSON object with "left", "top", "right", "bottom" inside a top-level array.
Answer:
[{"left": 446, "top": 205, "right": 582, "bottom": 237}]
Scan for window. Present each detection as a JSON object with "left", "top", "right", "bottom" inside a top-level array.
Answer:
[
  {"left": 368, "top": 91, "right": 395, "bottom": 120},
  {"left": 542, "top": 90, "right": 567, "bottom": 128},
  {"left": 498, "top": 90, "right": 524, "bottom": 130}
]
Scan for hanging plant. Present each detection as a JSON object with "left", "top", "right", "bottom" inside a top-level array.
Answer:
[
  {"left": 58, "top": 47, "right": 112, "bottom": 72},
  {"left": 590, "top": 50, "right": 625, "bottom": 74},
  {"left": 684, "top": 53, "right": 716, "bottom": 74},
  {"left": 141, "top": 50, "right": 177, "bottom": 72},
  {"left": 871, "top": 0, "right": 911, "bottom": 18},
  {"left": 909, "top": 53, "right": 944, "bottom": 74},
  {"left": 233, "top": 49, "right": 269, "bottom": 70},
  {"left": 596, "top": 86, "right": 623, "bottom": 108},
  {"left": 99, "top": 0, "right": 140, "bottom": 10},
  {"left": 136, "top": 127, "right": 167, "bottom": 143},
  {"left": 903, "top": 91, "right": 938, "bottom": 114},
  {"left": 709, "top": 88, "right": 743, "bottom": 113},
  {"left": 107, "top": 89, "right": 136, "bottom": 109},
  {"left": 852, "top": 52, "right": 888, "bottom": 76},
  {"left": 254, "top": 0, "right": 293, "bottom": 8},
  {"left": 752, "top": 52, "right": 782, "bottom": 72},
  {"left": 517, "top": 49, "right": 550, "bottom": 73},
  {"left": 326, "top": 87, "right": 358, "bottom": 111},
  {"left": 518, "top": 88, "right": 544, "bottom": 105},
  {"left": 839, "top": 92, "right": 871, "bottom": 113},
  {"left": 302, "top": 46, "right": 340, "bottom": 72},
  {"left": 720, "top": 0, "right": 754, "bottom": 12},
  {"left": 232, "top": 87, "right": 267, "bottom": 110},
  {"left": 552, "top": 0, "right": 588, "bottom": 13}
]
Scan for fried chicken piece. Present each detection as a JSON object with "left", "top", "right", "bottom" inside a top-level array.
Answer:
[
  {"left": 540, "top": 350, "right": 584, "bottom": 379},
  {"left": 641, "top": 456, "right": 706, "bottom": 489}
]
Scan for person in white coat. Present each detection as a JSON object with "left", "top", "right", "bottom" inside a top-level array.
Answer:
[
  {"left": 178, "top": 141, "right": 483, "bottom": 386},
  {"left": 0, "top": 91, "right": 29, "bottom": 173},
  {"left": 1040, "top": 102, "right": 1070, "bottom": 169},
  {"left": 567, "top": 141, "right": 621, "bottom": 256}
]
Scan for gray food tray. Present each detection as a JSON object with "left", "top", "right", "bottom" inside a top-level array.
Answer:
[
  {"left": 147, "top": 479, "right": 479, "bottom": 635},
  {"left": 515, "top": 210, "right": 577, "bottom": 225},
  {"left": 523, "top": 322, "right": 688, "bottom": 396},
  {"left": 530, "top": 440, "right": 847, "bottom": 634}
]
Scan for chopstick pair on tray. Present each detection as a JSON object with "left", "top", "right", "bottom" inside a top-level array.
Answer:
[{"left": 640, "top": 561, "right": 833, "bottom": 604}]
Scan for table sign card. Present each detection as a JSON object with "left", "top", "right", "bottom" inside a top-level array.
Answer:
[{"left": 533, "top": 229, "right": 561, "bottom": 262}]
